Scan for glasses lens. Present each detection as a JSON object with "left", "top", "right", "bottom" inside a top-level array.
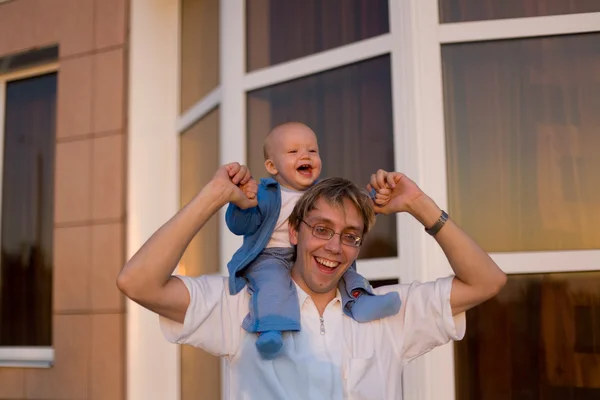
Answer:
[
  {"left": 313, "top": 225, "right": 333, "bottom": 239},
  {"left": 341, "top": 234, "right": 361, "bottom": 247}
]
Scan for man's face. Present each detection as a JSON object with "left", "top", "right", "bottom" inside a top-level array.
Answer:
[{"left": 289, "top": 197, "right": 363, "bottom": 298}]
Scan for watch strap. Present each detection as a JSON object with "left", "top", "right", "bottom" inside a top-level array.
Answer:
[{"left": 425, "top": 210, "right": 448, "bottom": 236}]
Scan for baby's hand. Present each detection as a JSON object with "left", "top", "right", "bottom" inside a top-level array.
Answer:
[
  {"left": 239, "top": 178, "right": 258, "bottom": 201},
  {"left": 367, "top": 184, "right": 392, "bottom": 207}
]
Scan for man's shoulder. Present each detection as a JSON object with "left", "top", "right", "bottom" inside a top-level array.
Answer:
[{"left": 177, "top": 274, "right": 238, "bottom": 296}]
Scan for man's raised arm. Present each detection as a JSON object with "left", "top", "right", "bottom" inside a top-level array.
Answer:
[
  {"left": 117, "top": 163, "right": 257, "bottom": 323},
  {"left": 368, "top": 170, "right": 507, "bottom": 316}
]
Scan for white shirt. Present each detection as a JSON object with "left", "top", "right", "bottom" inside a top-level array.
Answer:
[
  {"left": 160, "top": 275, "right": 465, "bottom": 400},
  {"left": 266, "top": 186, "right": 304, "bottom": 248}
]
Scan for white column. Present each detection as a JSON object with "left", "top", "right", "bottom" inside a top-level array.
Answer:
[
  {"left": 127, "top": 1, "right": 180, "bottom": 399},
  {"left": 219, "top": 0, "right": 246, "bottom": 275},
  {"left": 389, "top": 0, "right": 457, "bottom": 399},
  {"left": 218, "top": 1, "right": 247, "bottom": 395}
]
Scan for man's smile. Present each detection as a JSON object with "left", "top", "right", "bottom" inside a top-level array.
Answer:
[{"left": 315, "top": 256, "right": 340, "bottom": 275}]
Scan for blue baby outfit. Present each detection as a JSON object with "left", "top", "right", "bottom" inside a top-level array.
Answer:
[{"left": 226, "top": 178, "right": 399, "bottom": 335}]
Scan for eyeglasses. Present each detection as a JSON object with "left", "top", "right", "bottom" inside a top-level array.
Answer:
[{"left": 301, "top": 220, "right": 363, "bottom": 247}]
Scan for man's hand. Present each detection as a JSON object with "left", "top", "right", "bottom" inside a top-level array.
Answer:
[
  {"left": 211, "top": 162, "right": 258, "bottom": 209},
  {"left": 227, "top": 163, "right": 258, "bottom": 204},
  {"left": 367, "top": 169, "right": 425, "bottom": 215}
]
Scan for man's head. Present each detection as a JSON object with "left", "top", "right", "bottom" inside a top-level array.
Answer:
[
  {"left": 263, "top": 122, "right": 322, "bottom": 191},
  {"left": 287, "top": 178, "right": 376, "bottom": 298}
]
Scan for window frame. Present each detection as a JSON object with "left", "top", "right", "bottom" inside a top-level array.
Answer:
[
  {"left": 0, "top": 62, "right": 58, "bottom": 368},
  {"left": 406, "top": 4, "right": 600, "bottom": 400}
]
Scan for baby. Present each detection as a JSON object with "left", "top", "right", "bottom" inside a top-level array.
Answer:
[{"left": 226, "top": 122, "right": 401, "bottom": 359}]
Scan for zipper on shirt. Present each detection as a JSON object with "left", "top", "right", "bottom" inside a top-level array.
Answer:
[{"left": 319, "top": 316, "right": 326, "bottom": 335}]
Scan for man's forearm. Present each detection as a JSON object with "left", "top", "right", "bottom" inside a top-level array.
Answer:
[
  {"left": 117, "top": 180, "right": 230, "bottom": 301},
  {"left": 408, "top": 195, "right": 507, "bottom": 312}
]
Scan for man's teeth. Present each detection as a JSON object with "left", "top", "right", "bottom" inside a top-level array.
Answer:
[{"left": 316, "top": 257, "right": 339, "bottom": 268}]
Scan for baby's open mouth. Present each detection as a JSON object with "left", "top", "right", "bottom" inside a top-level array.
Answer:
[{"left": 297, "top": 164, "right": 313, "bottom": 176}]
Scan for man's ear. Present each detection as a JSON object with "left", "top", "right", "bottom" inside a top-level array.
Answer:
[
  {"left": 265, "top": 159, "right": 278, "bottom": 176},
  {"left": 288, "top": 221, "right": 299, "bottom": 245}
]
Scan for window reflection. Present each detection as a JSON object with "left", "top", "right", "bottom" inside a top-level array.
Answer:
[
  {"left": 247, "top": 55, "right": 396, "bottom": 259},
  {"left": 180, "top": 0, "right": 219, "bottom": 112},
  {"left": 439, "top": 0, "right": 600, "bottom": 23},
  {"left": 246, "top": 0, "right": 389, "bottom": 71},
  {"left": 0, "top": 73, "right": 56, "bottom": 346},
  {"left": 443, "top": 33, "right": 600, "bottom": 252},
  {"left": 455, "top": 272, "right": 600, "bottom": 399}
]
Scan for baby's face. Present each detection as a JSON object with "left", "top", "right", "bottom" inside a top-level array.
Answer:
[{"left": 267, "top": 125, "right": 322, "bottom": 191}]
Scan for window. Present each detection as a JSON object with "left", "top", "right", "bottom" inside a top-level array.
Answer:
[
  {"left": 455, "top": 272, "right": 600, "bottom": 399},
  {"left": 246, "top": 0, "right": 389, "bottom": 71},
  {"left": 0, "top": 67, "right": 57, "bottom": 364},
  {"left": 180, "top": 0, "right": 219, "bottom": 112},
  {"left": 442, "top": 33, "right": 600, "bottom": 253},
  {"left": 179, "top": 108, "right": 220, "bottom": 400},
  {"left": 247, "top": 55, "right": 397, "bottom": 259},
  {"left": 444, "top": 31, "right": 600, "bottom": 400},
  {"left": 439, "top": 0, "right": 600, "bottom": 23}
]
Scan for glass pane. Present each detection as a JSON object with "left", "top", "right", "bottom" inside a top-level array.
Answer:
[
  {"left": 247, "top": 55, "right": 396, "bottom": 259},
  {"left": 0, "top": 72, "right": 57, "bottom": 346},
  {"left": 440, "top": 0, "right": 600, "bottom": 23},
  {"left": 179, "top": 108, "right": 220, "bottom": 400},
  {"left": 442, "top": 33, "right": 600, "bottom": 252},
  {"left": 455, "top": 272, "right": 600, "bottom": 399},
  {"left": 180, "top": 0, "right": 219, "bottom": 113},
  {"left": 246, "top": 0, "right": 389, "bottom": 72}
]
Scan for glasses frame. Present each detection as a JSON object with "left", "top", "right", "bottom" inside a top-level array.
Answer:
[{"left": 301, "top": 220, "right": 363, "bottom": 247}]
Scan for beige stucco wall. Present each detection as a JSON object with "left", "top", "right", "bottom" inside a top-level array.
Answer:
[{"left": 0, "top": 0, "right": 128, "bottom": 398}]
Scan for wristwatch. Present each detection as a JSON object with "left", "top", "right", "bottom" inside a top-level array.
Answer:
[{"left": 425, "top": 210, "right": 448, "bottom": 236}]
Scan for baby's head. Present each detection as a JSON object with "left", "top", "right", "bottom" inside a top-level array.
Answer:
[{"left": 263, "top": 122, "right": 322, "bottom": 191}]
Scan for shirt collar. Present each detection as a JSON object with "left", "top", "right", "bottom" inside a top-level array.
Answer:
[
  {"left": 260, "top": 177, "right": 279, "bottom": 186},
  {"left": 293, "top": 280, "right": 342, "bottom": 309}
]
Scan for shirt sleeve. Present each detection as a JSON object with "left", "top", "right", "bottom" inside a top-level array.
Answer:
[
  {"left": 159, "top": 275, "right": 246, "bottom": 357},
  {"left": 374, "top": 276, "right": 466, "bottom": 364}
]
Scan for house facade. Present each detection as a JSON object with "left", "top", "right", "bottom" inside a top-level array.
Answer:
[{"left": 1, "top": 1, "right": 599, "bottom": 399}]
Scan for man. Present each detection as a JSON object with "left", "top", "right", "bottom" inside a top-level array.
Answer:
[{"left": 117, "top": 162, "right": 506, "bottom": 399}]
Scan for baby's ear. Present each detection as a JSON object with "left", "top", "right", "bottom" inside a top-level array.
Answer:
[{"left": 265, "top": 159, "right": 278, "bottom": 175}]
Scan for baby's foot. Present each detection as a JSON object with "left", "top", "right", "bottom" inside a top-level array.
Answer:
[{"left": 256, "top": 330, "right": 283, "bottom": 360}]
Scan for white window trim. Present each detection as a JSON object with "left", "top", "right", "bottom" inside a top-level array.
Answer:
[
  {"left": 243, "top": 33, "right": 392, "bottom": 92},
  {"left": 439, "top": 11, "right": 600, "bottom": 44},
  {"left": 0, "top": 347, "right": 54, "bottom": 368},
  {"left": 491, "top": 250, "right": 600, "bottom": 275},
  {"left": 357, "top": 258, "right": 402, "bottom": 281},
  {"left": 177, "top": 86, "right": 222, "bottom": 133},
  {"left": 0, "top": 62, "right": 58, "bottom": 368}
]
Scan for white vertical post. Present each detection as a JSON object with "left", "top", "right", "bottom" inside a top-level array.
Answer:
[
  {"left": 127, "top": 1, "right": 180, "bottom": 399},
  {"left": 219, "top": 0, "right": 246, "bottom": 277},
  {"left": 389, "top": 0, "right": 457, "bottom": 399}
]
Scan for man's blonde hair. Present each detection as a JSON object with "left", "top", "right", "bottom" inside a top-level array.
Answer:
[{"left": 288, "top": 177, "right": 376, "bottom": 236}]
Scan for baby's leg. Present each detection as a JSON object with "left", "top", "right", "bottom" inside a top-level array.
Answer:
[
  {"left": 242, "top": 247, "right": 298, "bottom": 359},
  {"left": 340, "top": 264, "right": 401, "bottom": 323}
]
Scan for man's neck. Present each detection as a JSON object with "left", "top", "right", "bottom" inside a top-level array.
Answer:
[{"left": 291, "top": 275, "right": 337, "bottom": 316}]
